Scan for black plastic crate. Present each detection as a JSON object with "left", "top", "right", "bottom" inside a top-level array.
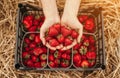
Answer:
[{"left": 15, "top": 3, "right": 105, "bottom": 71}]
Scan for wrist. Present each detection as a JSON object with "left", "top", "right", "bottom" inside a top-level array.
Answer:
[{"left": 46, "top": 15, "right": 60, "bottom": 23}]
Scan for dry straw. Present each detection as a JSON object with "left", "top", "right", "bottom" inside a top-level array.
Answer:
[{"left": 0, "top": 0, "right": 120, "bottom": 78}]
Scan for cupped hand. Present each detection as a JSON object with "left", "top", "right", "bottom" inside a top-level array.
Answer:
[
  {"left": 61, "top": 16, "right": 83, "bottom": 50},
  {"left": 40, "top": 18, "right": 62, "bottom": 50}
]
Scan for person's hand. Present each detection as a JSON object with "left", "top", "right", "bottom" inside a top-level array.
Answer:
[
  {"left": 40, "top": 0, "right": 62, "bottom": 50},
  {"left": 61, "top": 15, "right": 83, "bottom": 50}
]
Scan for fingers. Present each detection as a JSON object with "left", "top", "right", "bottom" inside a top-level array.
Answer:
[
  {"left": 46, "top": 43, "right": 56, "bottom": 50},
  {"left": 40, "top": 28, "right": 46, "bottom": 45},
  {"left": 56, "top": 44, "right": 63, "bottom": 49},
  {"left": 77, "top": 25, "right": 83, "bottom": 43}
]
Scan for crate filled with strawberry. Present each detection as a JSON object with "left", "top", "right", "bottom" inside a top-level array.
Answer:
[
  {"left": 73, "top": 34, "right": 96, "bottom": 68},
  {"left": 22, "top": 12, "right": 45, "bottom": 32},
  {"left": 22, "top": 33, "right": 47, "bottom": 68},
  {"left": 15, "top": 3, "right": 105, "bottom": 71}
]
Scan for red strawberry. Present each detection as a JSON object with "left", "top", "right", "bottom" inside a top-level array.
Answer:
[
  {"left": 49, "top": 54, "right": 54, "bottom": 61},
  {"left": 48, "top": 27, "right": 59, "bottom": 37},
  {"left": 65, "top": 49, "right": 71, "bottom": 54},
  {"left": 33, "top": 48, "right": 43, "bottom": 56},
  {"left": 49, "top": 61, "right": 56, "bottom": 68},
  {"left": 22, "top": 52, "right": 30, "bottom": 59},
  {"left": 57, "top": 35, "right": 65, "bottom": 43},
  {"left": 31, "top": 55, "right": 39, "bottom": 62},
  {"left": 60, "top": 60, "right": 69, "bottom": 67},
  {"left": 54, "top": 51, "right": 61, "bottom": 59},
  {"left": 39, "top": 54, "right": 47, "bottom": 61},
  {"left": 26, "top": 59, "right": 34, "bottom": 67},
  {"left": 29, "top": 33, "right": 36, "bottom": 40},
  {"left": 41, "top": 61, "right": 47, "bottom": 67},
  {"left": 33, "top": 15, "right": 40, "bottom": 26},
  {"left": 59, "top": 49, "right": 65, "bottom": 53},
  {"left": 88, "top": 60, "right": 96, "bottom": 67},
  {"left": 61, "top": 26, "right": 71, "bottom": 37},
  {"left": 23, "top": 15, "right": 34, "bottom": 29},
  {"left": 49, "top": 39, "right": 59, "bottom": 47},
  {"left": 45, "top": 36, "right": 52, "bottom": 42},
  {"left": 73, "top": 43, "right": 80, "bottom": 50},
  {"left": 23, "top": 20, "right": 32, "bottom": 29},
  {"left": 54, "top": 59, "right": 60, "bottom": 65},
  {"left": 84, "top": 18, "right": 95, "bottom": 32},
  {"left": 78, "top": 15, "right": 88, "bottom": 23},
  {"left": 86, "top": 51, "right": 96, "bottom": 59},
  {"left": 49, "top": 49, "right": 55, "bottom": 54},
  {"left": 83, "top": 39, "right": 89, "bottom": 46},
  {"left": 81, "top": 55, "right": 87, "bottom": 60},
  {"left": 29, "top": 42, "right": 36, "bottom": 48},
  {"left": 25, "top": 47, "right": 29, "bottom": 51},
  {"left": 79, "top": 46, "right": 87, "bottom": 55},
  {"left": 61, "top": 53, "right": 70, "bottom": 60},
  {"left": 53, "top": 24, "right": 61, "bottom": 32},
  {"left": 71, "top": 30, "right": 79, "bottom": 39},
  {"left": 81, "top": 60, "right": 89, "bottom": 68},
  {"left": 81, "top": 34, "right": 87, "bottom": 41},
  {"left": 34, "top": 62, "right": 41, "bottom": 68},
  {"left": 24, "top": 38, "right": 30, "bottom": 44},
  {"left": 74, "top": 62, "right": 81, "bottom": 67},
  {"left": 89, "top": 36, "right": 95, "bottom": 45},
  {"left": 25, "top": 15, "right": 34, "bottom": 20},
  {"left": 41, "top": 47, "right": 47, "bottom": 54},
  {"left": 89, "top": 46, "right": 96, "bottom": 51},
  {"left": 28, "top": 26, "right": 37, "bottom": 32},
  {"left": 64, "top": 38, "right": 72, "bottom": 46},
  {"left": 73, "top": 54, "right": 81, "bottom": 63},
  {"left": 35, "top": 35, "right": 41, "bottom": 43}
]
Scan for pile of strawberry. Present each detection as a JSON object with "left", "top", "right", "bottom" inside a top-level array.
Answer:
[
  {"left": 78, "top": 15, "right": 95, "bottom": 33},
  {"left": 22, "top": 14, "right": 45, "bottom": 32},
  {"left": 73, "top": 34, "right": 96, "bottom": 68},
  {"left": 45, "top": 24, "right": 79, "bottom": 47},
  {"left": 49, "top": 49, "right": 71, "bottom": 68},
  {"left": 22, "top": 33, "right": 47, "bottom": 68}
]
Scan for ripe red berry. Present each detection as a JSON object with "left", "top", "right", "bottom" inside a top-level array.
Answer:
[
  {"left": 53, "top": 24, "right": 61, "bottom": 32},
  {"left": 26, "top": 59, "right": 34, "bottom": 67},
  {"left": 28, "top": 26, "right": 37, "bottom": 32},
  {"left": 84, "top": 18, "right": 95, "bottom": 32},
  {"left": 49, "top": 39, "right": 59, "bottom": 47},
  {"left": 86, "top": 51, "right": 96, "bottom": 60},
  {"left": 64, "top": 38, "right": 72, "bottom": 46},
  {"left": 22, "top": 52, "right": 30, "bottom": 59},
  {"left": 49, "top": 54, "right": 54, "bottom": 61},
  {"left": 29, "top": 33, "right": 36, "bottom": 40},
  {"left": 35, "top": 35, "right": 41, "bottom": 43},
  {"left": 39, "top": 54, "right": 47, "bottom": 61},
  {"left": 34, "top": 62, "right": 41, "bottom": 68},
  {"left": 48, "top": 27, "right": 59, "bottom": 37},
  {"left": 29, "top": 42, "right": 36, "bottom": 48},
  {"left": 33, "top": 48, "right": 43, "bottom": 56},
  {"left": 49, "top": 61, "right": 56, "bottom": 68},
  {"left": 81, "top": 60, "right": 89, "bottom": 68},
  {"left": 61, "top": 26, "right": 71, "bottom": 37},
  {"left": 31, "top": 55, "right": 39, "bottom": 62},
  {"left": 41, "top": 61, "right": 47, "bottom": 67},
  {"left": 73, "top": 54, "right": 82, "bottom": 63},
  {"left": 71, "top": 30, "right": 79, "bottom": 39}
]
